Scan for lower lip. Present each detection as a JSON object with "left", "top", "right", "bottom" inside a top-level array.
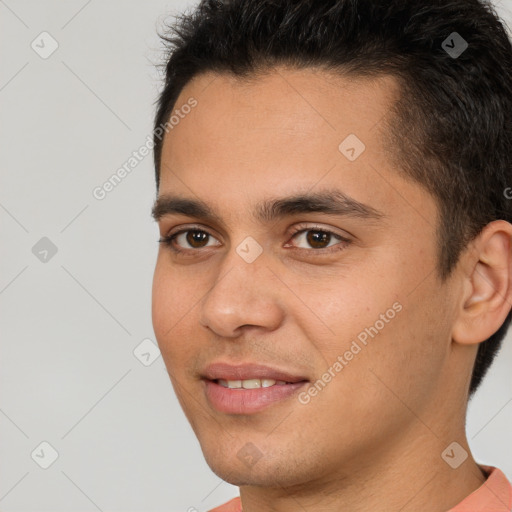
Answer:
[{"left": 203, "top": 379, "right": 308, "bottom": 414}]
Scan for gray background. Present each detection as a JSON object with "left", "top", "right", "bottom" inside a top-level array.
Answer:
[{"left": 1, "top": 1, "right": 511, "bottom": 511}]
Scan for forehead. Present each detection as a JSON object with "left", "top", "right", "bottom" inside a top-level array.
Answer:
[
  {"left": 158, "top": 67, "right": 436, "bottom": 233},
  {"left": 161, "top": 67, "right": 398, "bottom": 167}
]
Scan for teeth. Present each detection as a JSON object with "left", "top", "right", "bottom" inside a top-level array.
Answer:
[
  {"left": 242, "top": 378, "right": 262, "bottom": 389},
  {"left": 217, "top": 378, "right": 281, "bottom": 389}
]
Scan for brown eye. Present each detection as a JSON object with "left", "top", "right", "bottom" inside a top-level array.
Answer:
[
  {"left": 288, "top": 227, "right": 349, "bottom": 252},
  {"left": 305, "top": 230, "right": 332, "bottom": 249},
  {"left": 159, "top": 228, "right": 221, "bottom": 253},
  {"left": 185, "top": 230, "right": 210, "bottom": 248}
]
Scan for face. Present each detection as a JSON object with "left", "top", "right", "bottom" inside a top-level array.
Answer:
[{"left": 152, "top": 67, "right": 460, "bottom": 487}]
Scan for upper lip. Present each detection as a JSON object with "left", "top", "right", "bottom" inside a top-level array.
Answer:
[{"left": 202, "top": 362, "right": 309, "bottom": 383}]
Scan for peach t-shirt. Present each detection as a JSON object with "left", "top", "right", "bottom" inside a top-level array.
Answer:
[{"left": 209, "top": 466, "right": 512, "bottom": 512}]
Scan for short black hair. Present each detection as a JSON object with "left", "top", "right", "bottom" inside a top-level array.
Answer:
[{"left": 153, "top": 0, "right": 512, "bottom": 397}]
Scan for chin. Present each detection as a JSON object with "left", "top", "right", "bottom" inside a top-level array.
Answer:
[
  {"left": 204, "top": 459, "right": 283, "bottom": 487},
  {"left": 201, "top": 443, "right": 314, "bottom": 489}
]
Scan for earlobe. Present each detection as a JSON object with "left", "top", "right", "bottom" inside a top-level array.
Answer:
[{"left": 452, "top": 220, "right": 512, "bottom": 346}]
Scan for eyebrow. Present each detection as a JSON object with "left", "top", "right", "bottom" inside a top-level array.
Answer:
[{"left": 151, "top": 189, "right": 386, "bottom": 225}]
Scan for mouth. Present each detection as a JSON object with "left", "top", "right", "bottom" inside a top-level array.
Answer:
[
  {"left": 201, "top": 361, "right": 309, "bottom": 383},
  {"left": 214, "top": 378, "right": 300, "bottom": 389},
  {"left": 203, "top": 379, "right": 309, "bottom": 414},
  {"left": 201, "top": 362, "right": 310, "bottom": 414}
]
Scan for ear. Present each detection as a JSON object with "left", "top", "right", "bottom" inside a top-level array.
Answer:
[{"left": 452, "top": 220, "right": 512, "bottom": 346}]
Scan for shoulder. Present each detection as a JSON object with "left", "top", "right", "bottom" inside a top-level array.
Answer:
[{"left": 208, "top": 496, "right": 242, "bottom": 512}]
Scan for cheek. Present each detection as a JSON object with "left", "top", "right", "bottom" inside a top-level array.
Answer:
[
  {"left": 345, "top": 289, "right": 450, "bottom": 412},
  {"left": 151, "top": 262, "right": 170, "bottom": 339},
  {"left": 151, "top": 262, "right": 193, "bottom": 364},
  {"left": 302, "top": 261, "right": 440, "bottom": 402},
  {"left": 152, "top": 260, "right": 193, "bottom": 329},
  {"left": 303, "top": 275, "right": 395, "bottom": 353},
  {"left": 303, "top": 303, "right": 439, "bottom": 449}
]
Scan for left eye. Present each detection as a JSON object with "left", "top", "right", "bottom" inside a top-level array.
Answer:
[{"left": 286, "top": 228, "right": 349, "bottom": 251}]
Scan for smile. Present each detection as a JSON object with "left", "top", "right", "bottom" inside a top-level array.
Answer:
[
  {"left": 204, "top": 379, "right": 308, "bottom": 414},
  {"left": 216, "top": 378, "right": 290, "bottom": 389}
]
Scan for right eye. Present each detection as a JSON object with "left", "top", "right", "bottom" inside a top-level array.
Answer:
[{"left": 158, "top": 228, "right": 222, "bottom": 254}]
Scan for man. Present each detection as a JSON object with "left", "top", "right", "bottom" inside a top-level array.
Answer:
[{"left": 150, "top": 0, "right": 512, "bottom": 510}]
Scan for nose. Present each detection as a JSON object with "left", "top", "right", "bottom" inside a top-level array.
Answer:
[{"left": 199, "top": 251, "right": 284, "bottom": 338}]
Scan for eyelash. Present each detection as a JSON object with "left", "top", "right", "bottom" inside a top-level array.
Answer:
[{"left": 158, "top": 224, "right": 351, "bottom": 256}]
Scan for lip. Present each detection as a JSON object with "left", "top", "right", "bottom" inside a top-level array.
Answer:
[
  {"left": 201, "top": 362, "right": 309, "bottom": 383},
  {"left": 201, "top": 362, "right": 309, "bottom": 414},
  {"left": 203, "top": 380, "right": 308, "bottom": 414}
]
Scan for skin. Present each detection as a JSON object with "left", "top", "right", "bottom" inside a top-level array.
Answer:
[{"left": 151, "top": 66, "right": 512, "bottom": 512}]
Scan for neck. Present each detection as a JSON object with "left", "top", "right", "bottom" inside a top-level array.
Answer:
[{"left": 238, "top": 425, "right": 486, "bottom": 512}]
